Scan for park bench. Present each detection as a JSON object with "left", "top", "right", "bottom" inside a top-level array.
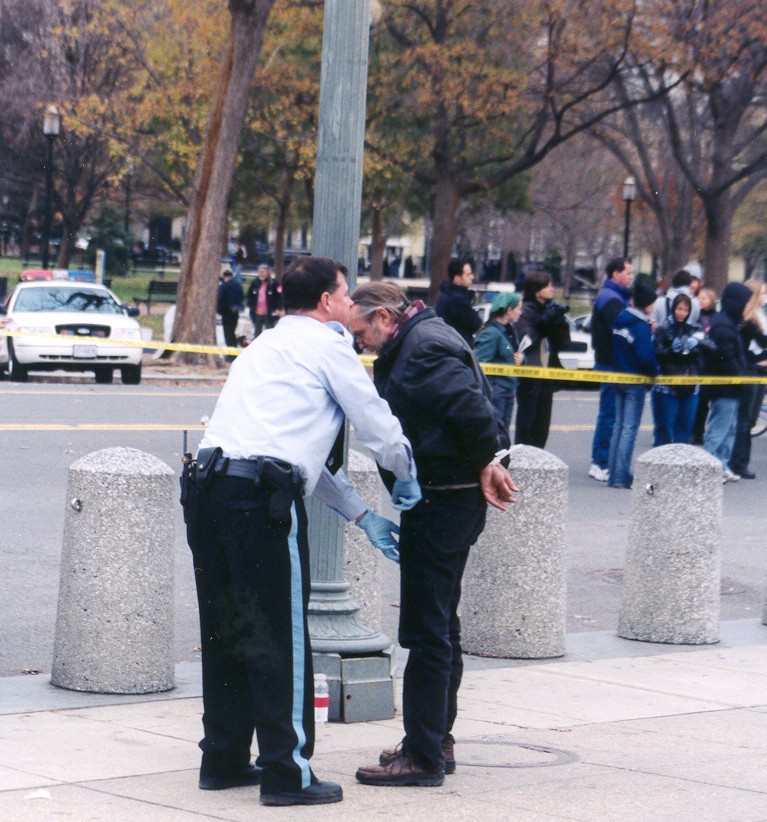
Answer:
[{"left": 133, "top": 280, "right": 178, "bottom": 314}]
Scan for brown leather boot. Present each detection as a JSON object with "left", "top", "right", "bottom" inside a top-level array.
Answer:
[
  {"left": 378, "top": 735, "right": 456, "bottom": 775},
  {"left": 356, "top": 752, "right": 445, "bottom": 787}
]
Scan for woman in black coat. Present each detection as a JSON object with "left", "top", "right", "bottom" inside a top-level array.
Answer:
[{"left": 513, "top": 271, "right": 570, "bottom": 448}]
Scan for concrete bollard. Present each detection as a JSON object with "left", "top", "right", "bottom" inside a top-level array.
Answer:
[
  {"left": 462, "top": 445, "right": 568, "bottom": 659},
  {"left": 51, "top": 447, "right": 176, "bottom": 694},
  {"left": 618, "top": 444, "right": 722, "bottom": 645}
]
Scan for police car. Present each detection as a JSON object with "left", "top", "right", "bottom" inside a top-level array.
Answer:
[{"left": 0, "top": 279, "right": 144, "bottom": 383}]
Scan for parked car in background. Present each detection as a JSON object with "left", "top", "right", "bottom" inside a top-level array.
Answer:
[
  {"left": 0, "top": 280, "right": 144, "bottom": 383},
  {"left": 557, "top": 313, "right": 595, "bottom": 370}
]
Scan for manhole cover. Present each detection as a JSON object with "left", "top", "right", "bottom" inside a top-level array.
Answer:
[{"left": 458, "top": 740, "right": 577, "bottom": 769}]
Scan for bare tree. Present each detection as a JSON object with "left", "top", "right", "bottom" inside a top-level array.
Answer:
[{"left": 368, "top": 0, "right": 676, "bottom": 303}]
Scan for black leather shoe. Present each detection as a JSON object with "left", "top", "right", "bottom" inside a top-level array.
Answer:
[
  {"left": 199, "top": 762, "right": 262, "bottom": 790},
  {"left": 260, "top": 780, "right": 343, "bottom": 806},
  {"left": 740, "top": 470, "right": 757, "bottom": 479}
]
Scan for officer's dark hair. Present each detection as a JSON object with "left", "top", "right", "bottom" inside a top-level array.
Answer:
[
  {"left": 282, "top": 256, "right": 347, "bottom": 312},
  {"left": 522, "top": 270, "right": 551, "bottom": 301},
  {"left": 447, "top": 259, "right": 464, "bottom": 281},
  {"left": 605, "top": 257, "right": 628, "bottom": 279},
  {"left": 670, "top": 269, "right": 693, "bottom": 288}
]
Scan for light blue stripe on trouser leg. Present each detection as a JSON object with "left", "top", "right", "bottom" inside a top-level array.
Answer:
[{"left": 288, "top": 502, "right": 311, "bottom": 789}]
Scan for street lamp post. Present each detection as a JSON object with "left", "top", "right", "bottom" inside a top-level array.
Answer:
[
  {"left": 622, "top": 175, "right": 636, "bottom": 259},
  {"left": 124, "top": 157, "right": 134, "bottom": 234},
  {"left": 41, "top": 105, "right": 60, "bottom": 270}
]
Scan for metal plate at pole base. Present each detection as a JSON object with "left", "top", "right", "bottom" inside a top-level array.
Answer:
[
  {"left": 313, "top": 648, "right": 395, "bottom": 723},
  {"left": 308, "top": 580, "right": 392, "bottom": 654}
]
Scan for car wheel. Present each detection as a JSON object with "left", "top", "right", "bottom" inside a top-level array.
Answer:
[
  {"left": 7, "top": 342, "right": 28, "bottom": 382},
  {"left": 121, "top": 363, "right": 142, "bottom": 385},
  {"left": 95, "top": 367, "right": 114, "bottom": 384}
]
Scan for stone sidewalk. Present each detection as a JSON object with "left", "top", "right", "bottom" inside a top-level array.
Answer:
[{"left": 3, "top": 622, "right": 767, "bottom": 820}]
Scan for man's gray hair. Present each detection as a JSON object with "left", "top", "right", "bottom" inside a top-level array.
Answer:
[{"left": 351, "top": 282, "right": 410, "bottom": 319}]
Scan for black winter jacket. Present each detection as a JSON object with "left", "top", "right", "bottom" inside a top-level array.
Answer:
[
  {"left": 653, "top": 295, "right": 708, "bottom": 397},
  {"left": 373, "top": 308, "right": 509, "bottom": 487},
  {"left": 435, "top": 281, "right": 482, "bottom": 346},
  {"left": 515, "top": 298, "right": 570, "bottom": 368},
  {"left": 706, "top": 282, "right": 750, "bottom": 399}
]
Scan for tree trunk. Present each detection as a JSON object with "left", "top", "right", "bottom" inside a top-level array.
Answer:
[
  {"left": 562, "top": 234, "right": 576, "bottom": 298},
  {"left": 56, "top": 231, "right": 75, "bottom": 269},
  {"left": 427, "top": 173, "right": 462, "bottom": 305},
  {"left": 20, "top": 188, "right": 39, "bottom": 263},
  {"left": 273, "top": 163, "right": 296, "bottom": 279},
  {"left": 702, "top": 191, "right": 733, "bottom": 296},
  {"left": 370, "top": 205, "right": 386, "bottom": 280},
  {"left": 172, "top": 0, "right": 274, "bottom": 357}
]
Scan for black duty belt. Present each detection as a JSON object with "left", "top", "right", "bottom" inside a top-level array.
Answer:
[{"left": 185, "top": 448, "right": 304, "bottom": 523}]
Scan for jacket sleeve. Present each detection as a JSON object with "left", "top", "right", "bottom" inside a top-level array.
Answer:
[
  {"left": 636, "top": 323, "right": 660, "bottom": 376},
  {"left": 473, "top": 326, "right": 500, "bottom": 362},
  {"left": 452, "top": 299, "right": 483, "bottom": 337}
]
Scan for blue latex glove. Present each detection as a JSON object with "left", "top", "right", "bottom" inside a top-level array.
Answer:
[
  {"left": 356, "top": 511, "right": 400, "bottom": 563},
  {"left": 391, "top": 477, "right": 422, "bottom": 511}
]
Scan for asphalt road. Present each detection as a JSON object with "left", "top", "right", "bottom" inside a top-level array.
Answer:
[{"left": 2, "top": 378, "right": 766, "bottom": 677}]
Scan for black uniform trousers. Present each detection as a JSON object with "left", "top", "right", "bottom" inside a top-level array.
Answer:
[
  {"left": 397, "top": 486, "right": 487, "bottom": 771},
  {"left": 185, "top": 474, "right": 314, "bottom": 795}
]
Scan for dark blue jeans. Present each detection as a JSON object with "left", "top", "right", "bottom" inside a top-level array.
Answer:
[
  {"left": 591, "top": 365, "right": 616, "bottom": 469},
  {"left": 651, "top": 388, "right": 699, "bottom": 446},
  {"left": 398, "top": 487, "right": 487, "bottom": 771},
  {"left": 489, "top": 380, "right": 517, "bottom": 431},
  {"left": 608, "top": 384, "right": 647, "bottom": 488}
]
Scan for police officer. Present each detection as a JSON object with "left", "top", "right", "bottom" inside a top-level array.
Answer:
[{"left": 183, "top": 257, "right": 420, "bottom": 807}]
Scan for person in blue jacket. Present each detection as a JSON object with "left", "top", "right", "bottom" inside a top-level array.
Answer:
[
  {"left": 473, "top": 292, "right": 524, "bottom": 430},
  {"left": 608, "top": 282, "right": 660, "bottom": 489}
]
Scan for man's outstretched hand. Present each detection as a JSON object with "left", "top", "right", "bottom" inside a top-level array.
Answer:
[{"left": 480, "top": 463, "right": 519, "bottom": 511}]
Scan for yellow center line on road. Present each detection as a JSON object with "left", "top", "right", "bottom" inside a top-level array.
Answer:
[
  {"left": 0, "top": 423, "right": 205, "bottom": 431},
  {"left": 0, "top": 389, "right": 220, "bottom": 397}
]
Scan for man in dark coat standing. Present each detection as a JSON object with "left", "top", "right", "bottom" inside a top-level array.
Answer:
[
  {"left": 435, "top": 259, "right": 482, "bottom": 346},
  {"left": 217, "top": 269, "right": 244, "bottom": 357},
  {"left": 349, "top": 281, "right": 517, "bottom": 788}
]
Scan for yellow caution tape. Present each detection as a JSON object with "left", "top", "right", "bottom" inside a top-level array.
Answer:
[
  {"left": 476, "top": 363, "right": 767, "bottom": 385},
  {"left": 4, "top": 329, "right": 767, "bottom": 385},
  {"left": 0, "top": 329, "right": 241, "bottom": 357}
]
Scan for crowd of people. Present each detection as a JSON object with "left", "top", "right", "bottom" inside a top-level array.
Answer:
[{"left": 450, "top": 257, "right": 767, "bottom": 487}]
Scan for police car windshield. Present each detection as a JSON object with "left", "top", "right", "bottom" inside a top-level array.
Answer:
[{"left": 13, "top": 287, "right": 122, "bottom": 314}]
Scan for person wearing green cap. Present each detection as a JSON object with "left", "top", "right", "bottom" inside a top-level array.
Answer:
[{"left": 474, "top": 292, "right": 524, "bottom": 430}]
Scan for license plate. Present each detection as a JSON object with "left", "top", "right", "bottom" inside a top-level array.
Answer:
[{"left": 73, "top": 344, "right": 98, "bottom": 359}]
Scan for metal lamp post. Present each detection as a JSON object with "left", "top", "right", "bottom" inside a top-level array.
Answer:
[
  {"left": 307, "top": 0, "right": 398, "bottom": 722},
  {"left": 124, "top": 157, "right": 134, "bottom": 234},
  {"left": 41, "top": 105, "right": 60, "bottom": 270},
  {"left": 622, "top": 175, "right": 636, "bottom": 259}
]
